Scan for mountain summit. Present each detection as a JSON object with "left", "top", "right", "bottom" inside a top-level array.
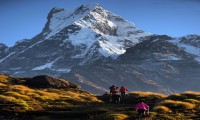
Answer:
[
  {"left": 0, "top": 4, "right": 200, "bottom": 94},
  {"left": 43, "top": 3, "right": 150, "bottom": 58}
]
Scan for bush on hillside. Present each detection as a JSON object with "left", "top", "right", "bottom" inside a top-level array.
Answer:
[
  {"left": 126, "top": 92, "right": 166, "bottom": 104},
  {"left": 153, "top": 106, "right": 172, "bottom": 113},
  {"left": 0, "top": 74, "right": 10, "bottom": 83},
  {"left": 160, "top": 100, "right": 196, "bottom": 110},
  {"left": 97, "top": 112, "right": 128, "bottom": 120},
  {"left": 4, "top": 91, "right": 30, "bottom": 101},
  {"left": 183, "top": 99, "right": 200, "bottom": 104},
  {"left": 167, "top": 94, "right": 187, "bottom": 101},
  {"left": 0, "top": 95, "right": 17, "bottom": 103},
  {"left": 181, "top": 91, "right": 200, "bottom": 100},
  {"left": 12, "top": 85, "right": 35, "bottom": 94},
  {"left": 0, "top": 83, "right": 7, "bottom": 87},
  {"left": 0, "top": 94, "right": 30, "bottom": 111}
]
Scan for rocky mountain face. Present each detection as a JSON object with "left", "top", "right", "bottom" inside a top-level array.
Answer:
[
  {"left": 23, "top": 75, "right": 80, "bottom": 89},
  {"left": 0, "top": 43, "right": 8, "bottom": 59},
  {"left": 0, "top": 4, "right": 200, "bottom": 94}
]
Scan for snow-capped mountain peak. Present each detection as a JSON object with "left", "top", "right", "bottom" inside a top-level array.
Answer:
[
  {"left": 43, "top": 4, "right": 150, "bottom": 58},
  {"left": 44, "top": 3, "right": 103, "bottom": 38},
  {"left": 1, "top": 4, "right": 200, "bottom": 94}
]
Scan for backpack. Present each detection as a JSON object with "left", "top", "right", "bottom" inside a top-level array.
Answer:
[
  {"left": 111, "top": 87, "right": 118, "bottom": 93},
  {"left": 120, "top": 86, "right": 127, "bottom": 92}
]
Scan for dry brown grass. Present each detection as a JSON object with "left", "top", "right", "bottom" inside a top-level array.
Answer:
[
  {"left": 0, "top": 83, "right": 7, "bottom": 87},
  {"left": 0, "top": 74, "right": 10, "bottom": 83},
  {"left": 153, "top": 105, "right": 172, "bottom": 113},
  {"left": 0, "top": 94, "right": 17, "bottom": 103},
  {"left": 183, "top": 99, "right": 200, "bottom": 104},
  {"left": 97, "top": 112, "right": 129, "bottom": 120},
  {"left": 4, "top": 91, "right": 30, "bottom": 100},
  {"left": 0, "top": 75, "right": 102, "bottom": 112},
  {"left": 167, "top": 94, "right": 187, "bottom": 101},
  {"left": 130, "top": 91, "right": 167, "bottom": 98},
  {"left": 3, "top": 73, "right": 200, "bottom": 119},
  {"left": 12, "top": 85, "right": 35, "bottom": 93},
  {"left": 160, "top": 100, "right": 196, "bottom": 110},
  {"left": 183, "top": 91, "right": 200, "bottom": 95},
  {"left": 181, "top": 91, "right": 200, "bottom": 100}
]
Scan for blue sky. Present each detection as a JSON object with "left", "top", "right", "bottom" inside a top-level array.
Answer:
[{"left": 0, "top": 0, "right": 200, "bottom": 47}]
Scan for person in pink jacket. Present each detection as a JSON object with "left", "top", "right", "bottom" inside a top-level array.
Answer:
[{"left": 135, "top": 101, "right": 149, "bottom": 117}]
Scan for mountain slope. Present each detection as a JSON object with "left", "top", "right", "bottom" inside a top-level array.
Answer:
[
  {"left": 0, "top": 74, "right": 100, "bottom": 112},
  {"left": 1, "top": 74, "right": 200, "bottom": 120},
  {"left": 0, "top": 4, "right": 200, "bottom": 94},
  {"left": 62, "top": 35, "right": 200, "bottom": 94},
  {"left": 0, "top": 4, "right": 149, "bottom": 71}
]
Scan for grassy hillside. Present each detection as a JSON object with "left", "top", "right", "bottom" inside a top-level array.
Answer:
[
  {"left": 0, "top": 74, "right": 101, "bottom": 112},
  {"left": 0, "top": 74, "right": 200, "bottom": 120}
]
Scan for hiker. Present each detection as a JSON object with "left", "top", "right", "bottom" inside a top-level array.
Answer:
[
  {"left": 109, "top": 85, "right": 119, "bottom": 95},
  {"left": 135, "top": 101, "right": 149, "bottom": 118},
  {"left": 120, "top": 86, "right": 128, "bottom": 98},
  {"left": 109, "top": 85, "right": 120, "bottom": 103}
]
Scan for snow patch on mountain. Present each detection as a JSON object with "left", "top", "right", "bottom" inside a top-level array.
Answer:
[
  {"left": 56, "top": 68, "right": 71, "bottom": 73},
  {"left": 17, "top": 41, "right": 44, "bottom": 55},
  {"left": 0, "top": 52, "right": 15, "bottom": 63},
  {"left": 32, "top": 62, "right": 54, "bottom": 70},
  {"left": 98, "top": 36, "right": 126, "bottom": 57},
  {"left": 45, "top": 4, "right": 98, "bottom": 39},
  {"left": 32, "top": 58, "right": 60, "bottom": 70},
  {"left": 10, "top": 67, "right": 22, "bottom": 70},
  {"left": 108, "top": 11, "right": 150, "bottom": 42},
  {"left": 159, "top": 54, "right": 181, "bottom": 61},
  {"left": 68, "top": 28, "right": 98, "bottom": 46},
  {"left": 170, "top": 39, "right": 200, "bottom": 62},
  {"left": 32, "top": 57, "right": 71, "bottom": 73},
  {"left": 43, "top": 4, "right": 151, "bottom": 59}
]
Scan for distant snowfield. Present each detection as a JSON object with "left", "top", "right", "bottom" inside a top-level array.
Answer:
[
  {"left": 68, "top": 28, "right": 97, "bottom": 46},
  {"left": 32, "top": 57, "right": 71, "bottom": 73},
  {"left": 170, "top": 39, "right": 200, "bottom": 62}
]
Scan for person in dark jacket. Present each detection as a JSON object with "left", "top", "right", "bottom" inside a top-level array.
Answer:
[
  {"left": 109, "top": 85, "right": 120, "bottom": 103},
  {"left": 109, "top": 85, "right": 116, "bottom": 94}
]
